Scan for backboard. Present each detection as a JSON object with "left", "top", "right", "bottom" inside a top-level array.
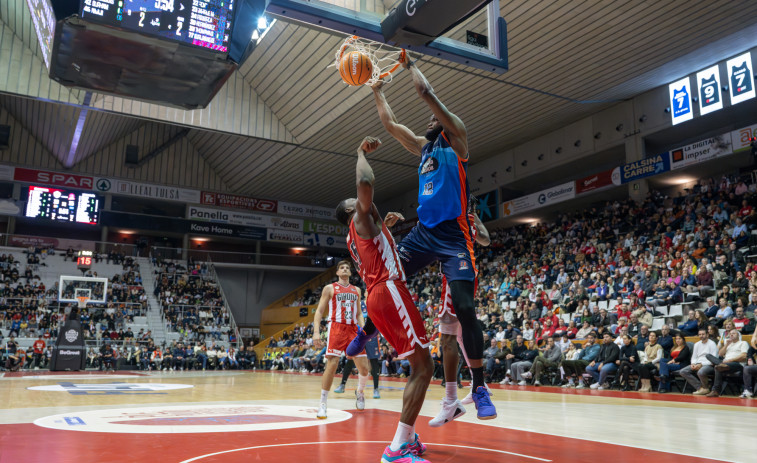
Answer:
[
  {"left": 261, "top": 0, "right": 508, "bottom": 73},
  {"left": 58, "top": 276, "right": 109, "bottom": 305}
]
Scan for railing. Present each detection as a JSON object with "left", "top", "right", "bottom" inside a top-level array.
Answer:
[
  {"left": 208, "top": 261, "right": 240, "bottom": 349},
  {"left": 3, "top": 234, "right": 142, "bottom": 256},
  {"left": 0, "top": 301, "right": 149, "bottom": 332},
  {"left": 151, "top": 246, "right": 330, "bottom": 267}
]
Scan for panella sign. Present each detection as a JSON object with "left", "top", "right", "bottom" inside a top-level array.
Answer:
[{"left": 14, "top": 168, "right": 94, "bottom": 189}]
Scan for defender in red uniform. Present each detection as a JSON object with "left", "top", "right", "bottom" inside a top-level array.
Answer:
[
  {"left": 336, "top": 136, "right": 433, "bottom": 463},
  {"left": 313, "top": 260, "right": 371, "bottom": 420}
]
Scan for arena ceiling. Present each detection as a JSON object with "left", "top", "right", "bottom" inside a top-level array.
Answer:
[{"left": 2, "top": 1, "right": 757, "bottom": 207}]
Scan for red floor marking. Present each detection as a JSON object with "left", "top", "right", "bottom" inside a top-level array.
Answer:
[
  {"left": 0, "top": 409, "right": 727, "bottom": 463},
  {"left": 263, "top": 370, "right": 757, "bottom": 408}
]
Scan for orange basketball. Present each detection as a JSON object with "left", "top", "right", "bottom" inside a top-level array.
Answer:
[{"left": 339, "top": 51, "right": 373, "bottom": 86}]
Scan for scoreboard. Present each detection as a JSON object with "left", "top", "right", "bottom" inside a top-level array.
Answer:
[
  {"left": 77, "top": 251, "right": 94, "bottom": 270},
  {"left": 80, "top": 0, "right": 235, "bottom": 52},
  {"left": 25, "top": 186, "right": 101, "bottom": 225}
]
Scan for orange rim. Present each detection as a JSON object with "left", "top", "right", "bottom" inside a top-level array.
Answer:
[
  {"left": 338, "top": 35, "right": 359, "bottom": 60},
  {"left": 378, "top": 49, "right": 405, "bottom": 79}
]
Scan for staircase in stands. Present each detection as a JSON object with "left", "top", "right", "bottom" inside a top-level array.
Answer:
[{"left": 136, "top": 256, "right": 167, "bottom": 346}]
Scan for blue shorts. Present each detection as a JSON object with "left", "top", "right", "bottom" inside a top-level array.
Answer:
[{"left": 397, "top": 218, "right": 476, "bottom": 282}]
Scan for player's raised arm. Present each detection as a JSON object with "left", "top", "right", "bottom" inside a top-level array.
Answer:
[
  {"left": 371, "top": 82, "right": 426, "bottom": 156},
  {"left": 472, "top": 213, "right": 491, "bottom": 246},
  {"left": 403, "top": 58, "right": 468, "bottom": 160},
  {"left": 354, "top": 136, "right": 383, "bottom": 238}
]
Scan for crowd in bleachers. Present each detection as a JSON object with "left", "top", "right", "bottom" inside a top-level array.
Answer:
[
  {"left": 153, "top": 258, "right": 232, "bottom": 342},
  {"left": 399, "top": 174, "right": 757, "bottom": 397}
]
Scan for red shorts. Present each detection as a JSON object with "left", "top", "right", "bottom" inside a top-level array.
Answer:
[
  {"left": 327, "top": 322, "right": 366, "bottom": 357},
  {"left": 367, "top": 280, "right": 429, "bottom": 358}
]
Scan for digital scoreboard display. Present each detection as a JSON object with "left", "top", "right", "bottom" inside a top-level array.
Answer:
[
  {"left": 80, "top": 0, "right": 235, "bottom": 52},
  {"left": 25, "top": 0, "right": 56, "bottom": 69},
  {"left": 77, "top": 251, "right": 94, "bottom": 270},
  {"left": 25, "top": 186, "right": 101, "bottom": 225}
]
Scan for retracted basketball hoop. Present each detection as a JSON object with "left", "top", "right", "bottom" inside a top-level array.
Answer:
[{"left": 333, "top": 36, "right": 406, "bottom": 87}]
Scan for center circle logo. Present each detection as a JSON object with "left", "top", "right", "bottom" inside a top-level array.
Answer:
[{"left": 34, "top": 404, "right": 352, "bottom": 434}]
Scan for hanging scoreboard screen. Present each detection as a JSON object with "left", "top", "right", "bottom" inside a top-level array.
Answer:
[
  {"left": 80, "top": 0, "right": 235, "bottom": 53},
  {"left": 25, "top": 186, "right": 101, "bottom": 225}
]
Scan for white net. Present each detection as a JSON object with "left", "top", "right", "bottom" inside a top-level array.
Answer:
[{"left": 332, "top": 36, "right": 406, "bottom": 86}]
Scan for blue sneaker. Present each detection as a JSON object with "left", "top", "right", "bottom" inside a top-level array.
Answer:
[
  {"left": 471, "top": 386, "right": 497, "bottom": 420},
  {"left": 334, "top": 383, "right": 345, "bottom": 394},
  {"left": 346, "top": 327, "right": 378, "bottom": 357},
  {"left": 373, "top": 388, "right": 381, "bottom": 399},
  {"left": 381, "top": 443, "right": 429, "bottom": 463}
]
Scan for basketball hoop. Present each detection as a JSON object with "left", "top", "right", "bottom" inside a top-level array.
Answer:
[
  {"left": 76, "top": 296, "right": 89, "bottom": 309},
  {"left": 333, "top": 36, "right": 406, "bottom": 86}
]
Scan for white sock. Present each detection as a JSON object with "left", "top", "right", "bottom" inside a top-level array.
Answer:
[
  {"left": 357, "top": 374, "right": 369, "bottom": 394},
  {"left": 320, "top": 389, "right": 329, "bottom": 405},
  {"left": 390, "top": 422, "right": 413, "bottom": 452},
  {"left": 445, "top": 382, "right": 458, "bottom": 403}
]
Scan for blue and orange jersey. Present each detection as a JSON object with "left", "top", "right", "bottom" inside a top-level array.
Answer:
[{"left": 417, "top": 131, "right": 469, "bottom": 228}]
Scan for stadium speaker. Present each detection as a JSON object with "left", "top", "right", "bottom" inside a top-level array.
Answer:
[
  {"left": 125, "top": 145, "right": 139, "bottom": 165},
  {"left": 0, "top": 125, "right": 10, "bottom": 150}
]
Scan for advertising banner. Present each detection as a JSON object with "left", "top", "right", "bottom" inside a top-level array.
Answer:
[
  {"left": 108, "top": 180, "right": 201, "bottom": 203},
  {"left": 186, "top": 206, "right": 303, "bottom": 231},
  {"left": 669, "top": 133, "right": 733, "bottom": 170},
  {"left": 303, "top": 220, "right": 349, "bottom": 236},
  {"left": 501, "top": 182, "right": 575, "bottom": 217},
  {"left": 14, "top": 167, "right": 94, "bottom": 189},
  {"left": 576, "top": 169, "right": 615, "bottom": 194},
  {"left": 303, "top": 232, "right": 347, "bottom": 248},
  {"left": 279, "top": 202, "right": 335, "bottom": 220},
  {"left": 187, "top": 221, "right": 267, "bottom": 240},
  {"left": 613, "top": 153, "right": 670, "bottom": 185},
  {"left": 266, "top": 229, "right": 303, "bottom": 244},
  {"left": 731, "top": 124, "right": 757, "bottom": 153},
  {"left": 474, "top": 189, "right": 499, "bottom": 222},
  {"left": 200, "top": 191, "right": 277, "bottom": 213}
]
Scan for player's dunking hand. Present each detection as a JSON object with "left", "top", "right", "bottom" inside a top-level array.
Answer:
[
  {"left": 383, "top": 212, "right": 405, "bottom": 227},
  {"left": 359, "top": 136, "right": 381, "bottom": 154}
]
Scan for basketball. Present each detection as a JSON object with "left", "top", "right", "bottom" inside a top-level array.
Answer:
[{"left": 339, "top": 51, "right": 373, "bottom": 86}]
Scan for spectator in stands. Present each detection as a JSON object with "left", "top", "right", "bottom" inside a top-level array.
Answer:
[
  {"left": 713, "top": 298, "right": 734, "bottom": 326},
  {"left": 681, "top": 329, "right": 719, "bottom": 395},
  {"left": 483, "top": 338, "right": 501, "bottom": 378},
  {"left": 523, "top": 336, "right": 562, "bottom": 386},
  {"left": 733, "top": 308, "right": 749, "bottom": 332},
  {"left": 634, "top": 331, "right": 663, "bottom": 392},
  {"left": 587, "top": 331, "right": 620, "bottom": 390},
  {"left": 4, "top": 337, "right": 20, "bottom": 371},
  {"left": 707, "top": 329, "right": 749, "bottom": 397},
  {"left": 614, "top": 334, "right": 638, "bottom": 390},
  {"left": 100, "top": 343, "right": 115, "bottom": 371},
  {"left": 740, "top": 334, "right": 757, "bottom": 397},
  {"left": 659, "top": 333, "right": 691, "bottom": 393}
]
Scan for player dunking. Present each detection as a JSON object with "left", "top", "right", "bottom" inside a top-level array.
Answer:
[
  {"left": 312, "top": 260, "right": 371, "bottom": 419},
  {"left": 336, "top": 136, "right": 433, "bottom": 463},
  {"left": 351, "top": 56, "right": 496, "bottom": 420}
]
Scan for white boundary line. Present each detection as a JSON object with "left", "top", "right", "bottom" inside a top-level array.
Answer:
[{"left": 178, "top": 441, "right": 552, "bottom": 462}]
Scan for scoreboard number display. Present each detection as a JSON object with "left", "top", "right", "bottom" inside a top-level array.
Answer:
[
  {"left": 25, "top": 186, "right": 101, "bottom": 225},
  {"left": 80, "top": 0, "right": 235, "bottom": 52},
  {"left": 77, "top": 251, "right": 94, "bottom": 271}
]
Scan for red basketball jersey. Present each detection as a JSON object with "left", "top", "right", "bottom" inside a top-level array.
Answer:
[
  {"left": 347, "top": 219, "right": 406, "bottom": 292},
  {"left": 328, "top": 283, "right": 361, "bottom": 325}
]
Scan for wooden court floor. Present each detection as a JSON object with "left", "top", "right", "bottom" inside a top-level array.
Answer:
[{"left": 0, "top": 370, "right": 754, "bottom": 463}]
